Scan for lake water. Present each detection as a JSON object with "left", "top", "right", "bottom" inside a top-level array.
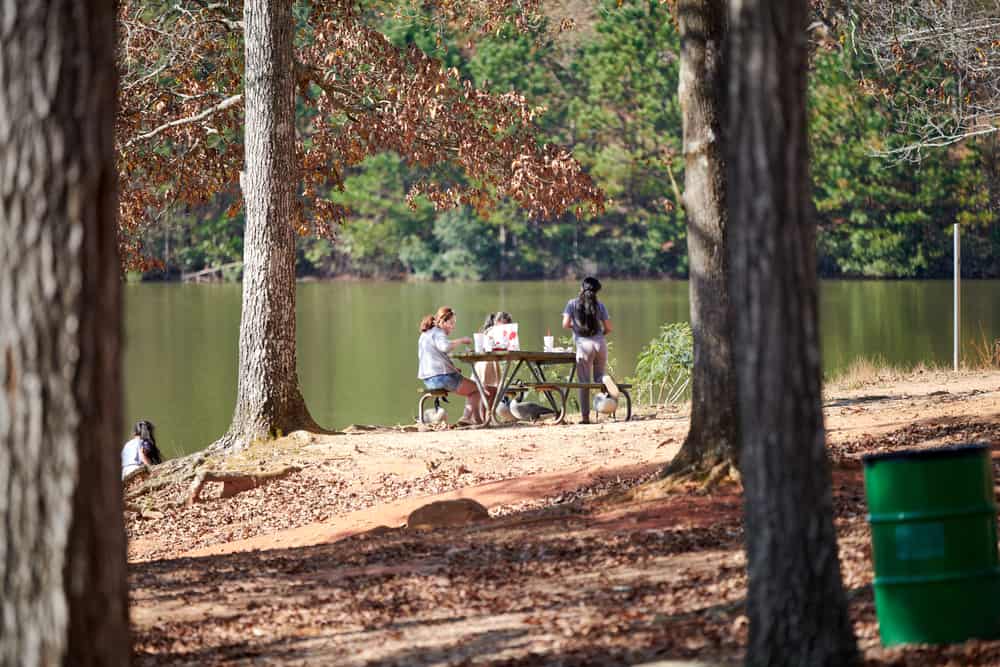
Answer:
[{"left": 126, "top": 280, "right": 999, "bottom": 457}]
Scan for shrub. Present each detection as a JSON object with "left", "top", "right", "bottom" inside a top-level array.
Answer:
[{"left": 630, "top": 322, "right": 693, "bottom": 406}]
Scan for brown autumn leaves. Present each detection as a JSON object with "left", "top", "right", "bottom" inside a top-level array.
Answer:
[{"left": 116, "top": 0, "right": 604, "bottom": 269}]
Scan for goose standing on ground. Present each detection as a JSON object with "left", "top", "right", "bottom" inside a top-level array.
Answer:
[
  {"left": 592, "top": 392, "right": 618, "bottom": 418},
  {"left": 422, "top": 396, "right": 448, "bottom": 424},
  {"left": 495, "top": 396, "right": 515, "bottom": 422},
  {"left": 508, "top": 396, "right": 556, "bottom": 422}
]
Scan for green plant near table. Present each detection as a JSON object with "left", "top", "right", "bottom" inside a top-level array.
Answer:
[{"left": 629, "top": 322, "right": 693, "bottom": 406}]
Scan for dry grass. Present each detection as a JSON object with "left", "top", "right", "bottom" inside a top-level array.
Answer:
[
  {"left": 824, "top": 345, "right": 1000, "bottom": 393},
  {"left": 970, "top": 328, "right": 1000, "bottom": 369},
  {"left": 826, "top": 356, "right": 899, "bottom": 390},
  {"left": 824, "top": 356, "right": 952, "bottom": 391}
]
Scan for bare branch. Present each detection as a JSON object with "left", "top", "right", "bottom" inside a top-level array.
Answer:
[{"left": 124, "top": 94, "right": 243, "bottom": 148}]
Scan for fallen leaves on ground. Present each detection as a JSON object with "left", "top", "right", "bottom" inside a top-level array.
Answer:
[{"left": 129, "top": 381, "right": 1000, "bottom": 665}]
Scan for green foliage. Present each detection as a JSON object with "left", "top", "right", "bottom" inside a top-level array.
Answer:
[
  {"left": 559, "top": 0, "right": 687, "bottom": 277},
  {"left": 326, "top": 153, "right": 436, "bottom": 278},
  {"left": 810, "top": 45, "right": 997, "bottom": 278},
  {"left": 429, "top": 208, "right": 499, "bottom": 280},
  {"left": 629, "top": 322, "right": 693, "bottom": 406}
]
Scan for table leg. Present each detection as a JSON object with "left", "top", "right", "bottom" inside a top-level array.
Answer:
[
  {"left": 528, "top": 362, "right": 562, "bottom": 414},
  {"left": 466, "top": 363, "right": 493, "bottom": 428},
  {"left": 494, "top": 359, "right": 525, "bottom": 424}
]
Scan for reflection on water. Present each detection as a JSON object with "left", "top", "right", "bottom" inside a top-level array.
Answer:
[{"left": 125, "top": 280, "right": 999, "bottom": 456}]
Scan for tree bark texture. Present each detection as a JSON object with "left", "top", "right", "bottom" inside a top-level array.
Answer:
[
  {"left": 727, "top": 2, "right": 858, "bottom": 665},
  {"left": 221, "top": 0, "right": 318, "bottom": 450},
  {"left": 0, "top": 2, "right": 128, "bottom": 665},
  {"left": 666, "top": 0, "right": 739, "bottom": 476}
]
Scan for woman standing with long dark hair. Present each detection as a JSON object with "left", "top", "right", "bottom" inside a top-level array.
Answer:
[{"left": 562, "top": 277, "right": 618, "bottom": 424}]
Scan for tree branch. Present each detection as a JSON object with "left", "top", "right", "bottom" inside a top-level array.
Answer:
[{"left": 124, "top": 94, "right": 243, "bottom": 147}]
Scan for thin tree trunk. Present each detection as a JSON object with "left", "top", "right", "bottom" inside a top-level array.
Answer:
[
  {"left": 0, "top": 2, "right": 128, "bottom": 664},
  {"left": 217, "top": 0, "right": 319, "bottom": 451},
  {"left": 727, "top": 1, "right": 858, "bottom": 664},
  {"left": 664, "top": 0, "right": 739, "bottom": 477}
]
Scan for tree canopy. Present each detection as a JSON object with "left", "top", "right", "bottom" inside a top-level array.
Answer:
[
  {"left": 117, "top": 0, "right": 604, "bottom": 268},
  {"left": 126, "top": 0, "right": 997, "bottom": 280}
]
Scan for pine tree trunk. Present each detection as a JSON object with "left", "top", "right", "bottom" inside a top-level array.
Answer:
[
  {"left": 0, "top": 2, "right": 128, "bottom": 664},
  {"left": 665, "top": 0, "right": 739, "bottom": 477},
  {"left": 727, "top": 2, "right": 858, "bottom": 664},
  {"left": 218, "top": 0, "right": 319, "bottom": 450}
]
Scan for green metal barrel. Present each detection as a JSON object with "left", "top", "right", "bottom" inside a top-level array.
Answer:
[{"left": 863, "top": 443, "right": 1000, "bottom": 646}]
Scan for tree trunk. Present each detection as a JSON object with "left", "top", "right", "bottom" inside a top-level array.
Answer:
[
  {"left": 727, "top": 2, "right": 858, "bottom": 665},
  {"left": 217, "top": 0, "right": 319, "bottom": 450},
  {"left": 664, "top": 0, "right": 739, "bottom": 477},
  {"left": 0, "top": 2, "right": 128, "bottom": 664}
]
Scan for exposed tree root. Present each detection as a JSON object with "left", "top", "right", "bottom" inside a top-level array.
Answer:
[
  {"left": 702, "top": 460, "right": 741, "bottom": 491},
  {"left": 208, "top": 419, "right": 339, "bottom": 454},
  {"left": 605, "top": 458, "right": 741, "bottom": 505},
  {"left": 122, "top": 466, "right": 150, "bottom": 486},
  {"left": 186, "top": 466, "right": 301, "bottom": 505},
  {"left": 124, "top": 452, "right": 207, "bottom": 504}
]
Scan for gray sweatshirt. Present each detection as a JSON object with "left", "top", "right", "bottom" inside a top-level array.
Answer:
[{"left": 417, "top": 327, "right": 459, "bottom": 379}]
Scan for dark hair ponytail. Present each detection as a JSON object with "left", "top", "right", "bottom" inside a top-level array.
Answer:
[
  {"left": 420, "top": 315, "right": 436, "bottom": 332},
  {"left": 481, "top": 312, "right": 496, "bottom": 333},
  {"left": 134, "top": 419, "right": 162, "bottom": 465},
  {"left": 574, "top": 277, "right": 602, "bottom": 336}
]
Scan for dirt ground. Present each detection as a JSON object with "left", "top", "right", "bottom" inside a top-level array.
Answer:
[{"left": 129, "top": 369, "right": 1000, "bottom": 666}]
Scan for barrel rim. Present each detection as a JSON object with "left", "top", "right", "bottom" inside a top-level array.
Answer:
[{"left": 863, "top": 443, "right": 990, "bottom": 465}]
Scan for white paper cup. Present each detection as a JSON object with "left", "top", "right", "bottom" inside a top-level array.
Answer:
[
  {"left": 473, "top": 333, "right": 485, "bottom": 353},
  {"left": 543, "top": 336, "right": 554, "bottom": 351}
]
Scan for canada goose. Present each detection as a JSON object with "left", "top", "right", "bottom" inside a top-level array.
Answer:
[
  {"left": 495, "top": 396, "right": 515, "bottom": 422},
  {"left": 422, "top": 396, "right": 448, "bottom": 424},
  {"left": 508, "top": 397, "right": 556, "bottom": 422},
  {"left": 592, "top": 392, "right": 618, "bottom": 416}
]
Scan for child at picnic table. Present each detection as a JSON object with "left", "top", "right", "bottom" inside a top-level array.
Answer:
[
  {"left": 562, "top": 276, "right": 619, "bottom": 424},
  {"left": 417, "top": 306, "right": 483, "bottom": 426},
  {"left": 475, "top": 311, "right": 513, "bottom": 421}
]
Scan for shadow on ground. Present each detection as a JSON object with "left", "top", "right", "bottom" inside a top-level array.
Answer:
[{"left": 131, "top": 413, "right": 1000, "bottom": 666}]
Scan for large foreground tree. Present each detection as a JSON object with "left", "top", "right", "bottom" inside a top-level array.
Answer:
[
  {"left": 118, "top": 1, "right": 603, "bottom": 451},
  {"left": 728, "top": 1, "right": 858, "bottom": 664},
  {"left": 662, "top": 0, "right": 739, "bottom": 480},
  {"left": 0, "top": 1, "right": 128, "bottom": 663}
]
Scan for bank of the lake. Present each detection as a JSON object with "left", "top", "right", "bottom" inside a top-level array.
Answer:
[{"left": 127, "top": 279, "right": 1000, "bottom": 456}]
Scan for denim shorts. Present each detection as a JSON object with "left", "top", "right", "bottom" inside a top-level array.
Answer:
[{"left": 423, "top": 372, "right": 463, "bottom": 392}]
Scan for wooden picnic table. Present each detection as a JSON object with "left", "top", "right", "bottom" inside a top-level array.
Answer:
[{"left": 452, "top": 350, "right": 577, "bottom": 426}]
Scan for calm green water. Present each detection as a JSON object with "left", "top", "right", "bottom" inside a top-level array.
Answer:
[{"left": 125, "top": 280, "right": 999, "bottom": 457}]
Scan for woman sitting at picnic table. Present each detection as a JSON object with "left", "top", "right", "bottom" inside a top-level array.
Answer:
[
  {"left": 562, "top": 276, "right": 618, "bottom": 424},
  {"left": 418, "top": 306, "right": 483, "bottom": 426}
]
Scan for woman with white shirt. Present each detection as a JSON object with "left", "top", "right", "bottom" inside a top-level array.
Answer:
[
  {"left": 121, "top": 419, "right": 162, "bottom": 479},
  {"left": 417, "top": 306, "right": 482, "bottom": 426}
]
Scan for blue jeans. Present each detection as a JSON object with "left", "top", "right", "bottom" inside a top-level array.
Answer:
[{"left": 423, "top": 372, "right": 463, "bottom": 392}]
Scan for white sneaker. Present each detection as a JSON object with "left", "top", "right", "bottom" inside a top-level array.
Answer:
[{"left": 602, "top": 374, "right": 620, "bottom": 399}]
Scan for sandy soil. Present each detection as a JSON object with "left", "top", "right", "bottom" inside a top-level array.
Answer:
[{"left": 128, "top": 369, "right": 1000, "bottom": 665}]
